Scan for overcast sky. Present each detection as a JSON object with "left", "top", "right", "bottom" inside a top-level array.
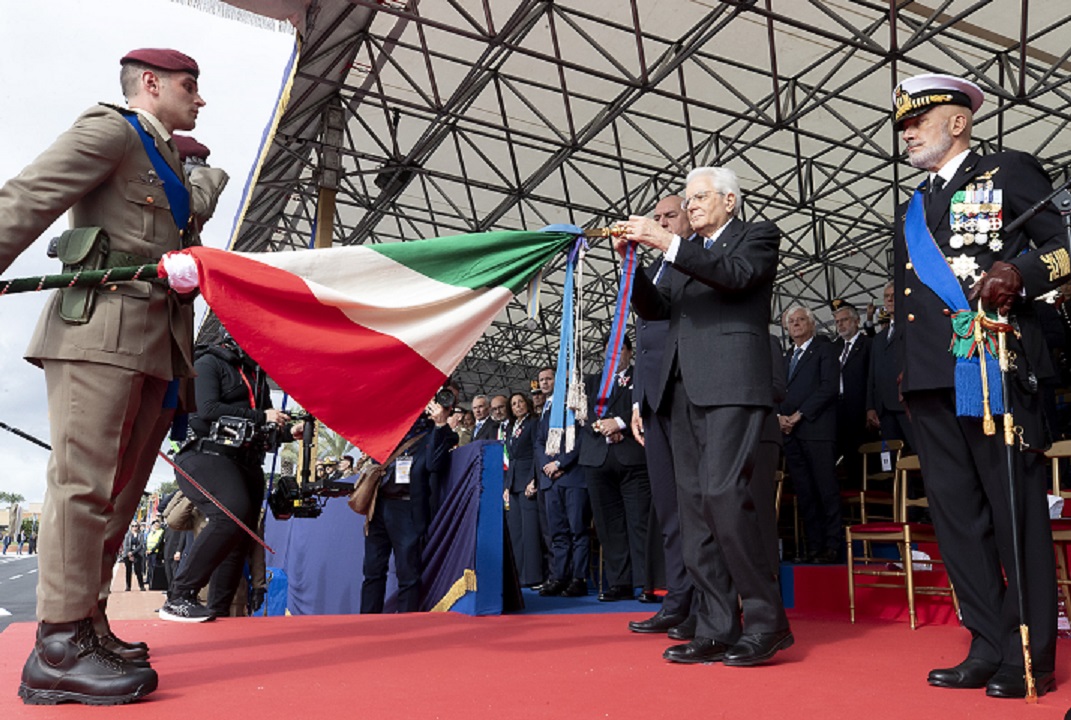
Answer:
[{"left": 0, "top": 1, "right": 295, "bottom": 502}]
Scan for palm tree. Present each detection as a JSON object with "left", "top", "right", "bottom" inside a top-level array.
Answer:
[{"left": 276, "top": 421, "right": 357, "bottom": 479}]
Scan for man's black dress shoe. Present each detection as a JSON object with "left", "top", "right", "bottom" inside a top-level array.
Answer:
[
  {"left": 722, "top": 629, "right": 794, "bottom": 666},
  {"left": 637, "top": 591, "right": 662, "bottom": 604},
  {"left": 560, "top": 579, "right": 588, "bottom": 597},
  {"left": 667, "top": 615, "right": 697, "bottom": 641},
  {"left": 663, "top": 637, "right": 730, "bottom": 664},
  {"left": 985, "top": 667, "right": 1056, "bottom": 698},
  {"left": 926, "top": 658, "right": 999, "bottom": 689},
  {"left": 629, "top": 609, "right": 687, "bottom": 634},
  {"left": 538, "top": 580, "right": 568, "bottom": 597},
  {"left": 598, "top": 585, "right": 634, "bottom": 602}
]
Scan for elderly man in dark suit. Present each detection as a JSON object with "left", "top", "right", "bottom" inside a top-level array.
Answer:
[
  {"left": 893, "top": 73, "right": 1066, "bottom": 698},
  {"left": 471, "top": 395, "right": 498, "bottom": 442},
  {"left": 616, "top": 166, "right": 792, "bottom": 666},
  {"left": 866, "top": 281, "right": 915, "bottom": 450},
  {"left": 779, "top": 306, "right": 840, "bottom": 563},
  {"left": 0, "top": 48, "right": 215, "bottom": 704}
]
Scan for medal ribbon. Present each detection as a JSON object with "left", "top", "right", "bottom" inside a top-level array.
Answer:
[{"left": 903, "top": 183, "right": 1003, "bottom": 417}]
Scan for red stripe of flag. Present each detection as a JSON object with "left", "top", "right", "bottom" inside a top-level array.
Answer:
[{"left": 190, "top": 247, "right": 446, "bottom": 462}]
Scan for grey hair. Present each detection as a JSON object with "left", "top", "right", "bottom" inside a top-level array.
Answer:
[
  {"left": 834, "top": 305, "right": 860, "bottom": 322},
  {"left": 782, "top": 305, "right": 816, "bottom": 327},
  {"left": 686, "top": 166, "right": 742, "bottom": 215},
  {"left": 472, "top": 394, "right": 488, "bottom": 404}
]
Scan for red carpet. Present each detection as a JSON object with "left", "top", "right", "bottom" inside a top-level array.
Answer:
[{"left": 1, "top": 611, "right": 1069, "bottom": 719}]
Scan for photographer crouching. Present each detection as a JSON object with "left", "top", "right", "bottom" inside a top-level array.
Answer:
[
  {"left": 160, "top": 330, "right": 303, "bottom": 622},
  {"left": 361, "top": 394, "right": 458, "bottom": 614}
]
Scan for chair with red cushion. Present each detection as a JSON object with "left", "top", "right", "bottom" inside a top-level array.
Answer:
[{"left": 846, "top": 454, "right": 956, "bottom": 629}]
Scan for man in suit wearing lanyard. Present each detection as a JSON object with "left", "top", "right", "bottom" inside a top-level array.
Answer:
[
  {"left": 893, "top": 73, "right": 1066, "bottom": 698},
  {"left": 0, "top": 48, "right": 209, "bottom": 705},
  {"left": 616, "top": 166, "right": 792, "bottom": 666}
]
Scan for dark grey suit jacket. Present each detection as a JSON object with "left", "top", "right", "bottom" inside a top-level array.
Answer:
[
  {"left": 780, "top": 336, "right": 839, "bottom": 441},
  {"left": 866, "top": 323, "right": 903, "bottom": 416},
  {"left": 631, "top": 218, "right": 781, "bottom": 410}
]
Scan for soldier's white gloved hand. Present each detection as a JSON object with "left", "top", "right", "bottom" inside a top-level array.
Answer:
[{"left": 158, "top": 251, "right": 199, "bottom": 293}]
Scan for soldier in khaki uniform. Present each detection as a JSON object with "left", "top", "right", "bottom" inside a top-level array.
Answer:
[{"left": 0, "top": 48, "right": 222, "bottom": 705}]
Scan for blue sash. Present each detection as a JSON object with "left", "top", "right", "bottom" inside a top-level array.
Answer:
[
  {"left": 123, "top": 115, "right": 191, "bottom": 234},
  {"left": 903, "top": 183, "right": 1002, "bottom": 416}
]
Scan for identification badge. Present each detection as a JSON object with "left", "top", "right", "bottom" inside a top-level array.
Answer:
[
  {"left": 396, "top": 456, "right": 413, "bottom": 485},
  {"left": 880, "top": 451, "right": 893, "bottom": 473}
]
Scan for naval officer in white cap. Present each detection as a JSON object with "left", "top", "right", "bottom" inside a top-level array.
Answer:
[{"left": 893, "top": 72, "right": 1067, "bottom": 698}]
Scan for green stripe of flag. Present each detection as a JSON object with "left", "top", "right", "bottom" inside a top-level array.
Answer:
[{"left": 371, "top": 231, "right": 578, "bottom": 294}]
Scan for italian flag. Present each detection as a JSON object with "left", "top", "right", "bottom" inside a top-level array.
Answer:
[{"left": 187, "top": 230, "right": 576, "bottom": 462}]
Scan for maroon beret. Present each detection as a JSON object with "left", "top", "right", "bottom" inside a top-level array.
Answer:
[
  {"left": 174, "top": 135, "right": 210, "bottom": 162},
  {"left": 120, "top": 48, "right": 199, "bottom": 78}
]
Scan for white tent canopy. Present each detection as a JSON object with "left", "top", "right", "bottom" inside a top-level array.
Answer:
[{"left": 213, "top": 0, "right": 1071, "bottom": 395}]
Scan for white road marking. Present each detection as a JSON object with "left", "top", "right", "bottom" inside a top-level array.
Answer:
[
  {"left": 0, "top": 608, "right": 11, "bottom": 616},
  {"left": 9, "top": 574, "right": 23, "bottom": 580}
]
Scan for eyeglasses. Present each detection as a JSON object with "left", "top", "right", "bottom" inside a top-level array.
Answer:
[{"left": 682, "top": 190, "right": 722, "bottom": 210}]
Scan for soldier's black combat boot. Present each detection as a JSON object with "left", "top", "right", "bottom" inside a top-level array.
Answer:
[{"left": 17, "top": 618, "right": 157, "bottom": 705}]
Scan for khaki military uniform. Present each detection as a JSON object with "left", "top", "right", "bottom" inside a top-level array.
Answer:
[{"left": 0, "top": 104, "right": 211, "bottom": 623}]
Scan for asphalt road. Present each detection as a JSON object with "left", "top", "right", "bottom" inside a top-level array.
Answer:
[{"left": 0, "top": 553, "right": 38, "bottom": 633}]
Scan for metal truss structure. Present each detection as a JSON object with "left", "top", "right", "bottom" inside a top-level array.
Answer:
[{"left": 223, "top": 0, "right": 1071, "bottom": 397}]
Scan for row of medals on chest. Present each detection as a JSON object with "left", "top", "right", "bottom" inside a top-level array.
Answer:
[{"left": 948, "top": 181, "right": 1002, "bottom": 251}]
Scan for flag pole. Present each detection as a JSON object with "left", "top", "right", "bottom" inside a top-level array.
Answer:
[{"left": 0, "top": 264, "right": 161, "bottom": 296}]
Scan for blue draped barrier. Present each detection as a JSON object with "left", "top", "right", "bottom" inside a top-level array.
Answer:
[{"left": 263, "top": 441, "right": 503, "bottom": 616}]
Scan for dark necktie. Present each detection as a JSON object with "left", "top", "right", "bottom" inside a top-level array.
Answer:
[
  {"left": 926, "top": 175, "right": 945, "bottom": 211},
  {"left": 788, "top": 347, "right": 803, "bottom": 378},
  {"left": 839, "top": 339, "right": 853, "bottom": 366}
]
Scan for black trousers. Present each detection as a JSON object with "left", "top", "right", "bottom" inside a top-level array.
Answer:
[
  {"left": 641, "top": 407, "right": 694, "bottom": 616},
  {"left": 171, "top": 448, "right": 262, "bottom": 614},
  {"left": 362, "top": 496, "right": 423, "bottom": 613},
  {"left": 905, "top": 389, "right": 1057, "bottom": 673},
  {"left": 545, "top": 483, "right": 590, "bottom": 582},
  {"left": 782, "top": 435, "right": 840, "bottom": 556},
  {"left": 879, "top": 409, "right": 916, "bottom": 453},
  {"left": 585, "top": 451, "right": 651, "bottom": 588},
  {"left": 123, "top": 556, "right": 145, "bottom": 591},
  {"left": 670, "top": 382, "right": 788, "bottom": 642},
  {"left": 505, "top": 491, "right": 543, "bottom": 586}
]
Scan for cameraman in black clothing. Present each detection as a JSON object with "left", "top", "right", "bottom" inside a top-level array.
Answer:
[
  {"left": 160, "top": 332, "right": 303, "bottom": 623},
  {"left": 361, "top": 399, "right": 458, "bottom": 614}
]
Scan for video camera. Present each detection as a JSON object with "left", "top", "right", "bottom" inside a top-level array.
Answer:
[{"left": 267, "top": 414, "right": 353, "bottom": 521}]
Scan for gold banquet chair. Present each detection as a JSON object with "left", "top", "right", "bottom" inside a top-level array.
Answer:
[
  {"left": 845, "top": 455, "right": 956, "bottom": 629},
  {"left": 1045, "top": 439, "right": 1071, "bottom": 611},
  {"left": 842, "top": 440, "right": 903, "bottom": 526}
]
